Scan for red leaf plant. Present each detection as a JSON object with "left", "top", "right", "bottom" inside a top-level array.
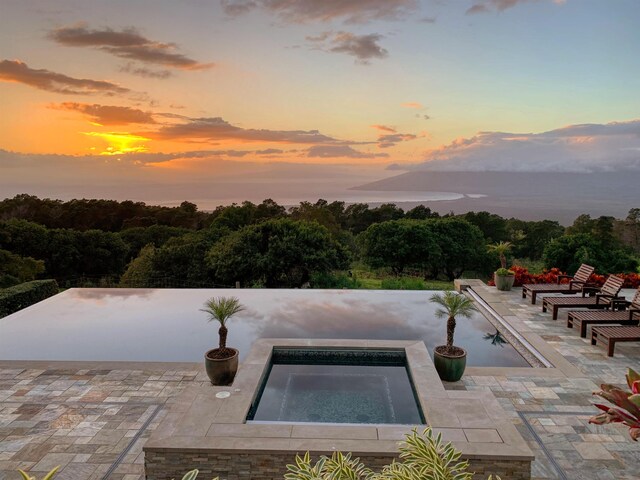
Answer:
[
  {"left": 488, "top": 267, "right": 640, "bottom": 289},
  {"left": 589, "top": 368, "right": 640, "bottom": 441}
]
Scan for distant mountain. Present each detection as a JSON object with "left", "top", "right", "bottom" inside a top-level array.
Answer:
[{"left": 352, "top": 171, "right": 640, "bottom": 224}]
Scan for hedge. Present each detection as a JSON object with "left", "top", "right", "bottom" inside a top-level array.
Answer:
[{"left": 0, "top": 279, "right": 59, "bottom": 318}]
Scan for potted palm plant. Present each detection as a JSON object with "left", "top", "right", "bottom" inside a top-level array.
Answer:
[
  {"left": 201, "top": 296, "right": 245, "bottom": 385},
  {"left": 430, "top": 291, "right": 477, "bottom": 382},
  {"left": 487, "top": 241, "right": 515, "bottom": 291}
]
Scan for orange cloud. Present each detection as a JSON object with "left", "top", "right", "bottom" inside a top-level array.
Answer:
[
  {"left": 51, "top": 103, "right": 156, "bottom": 126},
  {"left": 371, "top": 124, "right": 396, "bottom": 133},
  {"left": 401, "top": 102, "right": 423, "bottom": 109},
  {"left": 150, "top": 117, "right": 343, "bottom": 145}
]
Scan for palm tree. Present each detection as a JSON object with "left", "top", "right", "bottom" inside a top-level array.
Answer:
[
  {"left": 430, "top": 291, "right": 477, "bottom": 355},
  {"left": 487, "top": 241, "right": 512, "bottom": 269},
  {"left": 200, "top": 296, "right": 245, "bottom": 354}
]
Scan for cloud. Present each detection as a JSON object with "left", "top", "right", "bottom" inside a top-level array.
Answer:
[
  {"left": 307, "top": 31, "right": 388, "bottom": 64},
  {"left": 416, "top": 113, "right": 431, "bottom": 120},
  {"left": 371, "top": 124, "right": 396, "bottom": 133},
  {"left": 51, "top": 102, "right": 156, "bottom": 126},
  {"left": 256, "top": 148, "right": 284, "bottom": 154},
  {"left": 119, "top": 63, "right": 172, "bottom": 79},
  {"left": 371, "top": 125, "right": 419, "bottom": 148},
  {"left": 377, "top": 133, "right": 417, "bottom": 148},
  {"left": 49, "top": 25, "right": 213, "bottom": 71},
  {"left": 222, "top": 0, "right": 418, "bottom": 24},
  {"left": 401, "top": 102, "right": 423, "bottom": 109},
  {"left": 466, "top": 4, "right": 489, "bottom": 14},
  {"left": 150, "top": 117, "right": 343, "bottom": 145},
  {"left": 306, "top": 145, "right": 388, "bottom": 158},
  {"left": 466, "top": 0, "right": 564, "bottom": 15},
  {"left": 0, "top": 59, "right": 129, "bottom": 95},
  {"left": 405, "top": 119, "right": 640, "bottom": 172}
]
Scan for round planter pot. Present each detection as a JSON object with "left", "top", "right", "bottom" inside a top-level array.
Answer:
[
  {"left": 494, "top": 273, "right": 515, "bottom": 291},
  {"left": 204, "top": 348, "right": 239, "bottom": 386},
  {"left": 433, "top": 346, "right": 467, "bottom": 382}
]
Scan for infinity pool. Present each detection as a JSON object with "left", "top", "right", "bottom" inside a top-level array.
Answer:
[{"left": 0, "top": 288, "right": 529, "bottom": 367}]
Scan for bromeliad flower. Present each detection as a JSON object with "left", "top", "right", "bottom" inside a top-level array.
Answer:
[{"left": 589, "top": 368, "right": 640, "bottom": 441}]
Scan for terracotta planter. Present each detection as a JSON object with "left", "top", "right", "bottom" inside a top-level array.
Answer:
[
  {"left": 204, "top": 348, "right": 239, "bottom": 386},
  {"left": 433, "top": 346, "right": 467, "bottom": 382},
  {"left": 494, "top": 273, "right": 515, "bottom": 291}
]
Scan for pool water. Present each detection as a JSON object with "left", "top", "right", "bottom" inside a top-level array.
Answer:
[
  {"left": 0, "top": 288, "right": 530, "bottom": 367},
  {"left": 247, "top": 349, "right": 425, "bottom": 424}
]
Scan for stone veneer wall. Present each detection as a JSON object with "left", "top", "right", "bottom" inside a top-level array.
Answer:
[{"left": 145, "top": 450, "right": 531, "bottom": 480}]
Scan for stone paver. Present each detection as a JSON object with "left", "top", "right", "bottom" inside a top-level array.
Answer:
[
  {"left": 0, "top": 367, "right": 204, "bottom": 479},
  {"left": 458, "top": 285, "right": 640, "bottom": 480}
]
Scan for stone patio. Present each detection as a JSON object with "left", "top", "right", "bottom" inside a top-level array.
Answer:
[{"left": 1, "top": 285, "right": 639, "bottom": 479}]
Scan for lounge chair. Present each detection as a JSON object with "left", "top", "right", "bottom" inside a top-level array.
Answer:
[
  {"left": 591, "top": 325, "right": 640, "bottom": 357},
  {"left": 522, "top": 263, "right": 595, "bottom": 304},
  {"left": 567, "top": 288, "right": 640, "bottom": 337},
  {"left": 541, "top": 274, "right": 624, "bottom": 320}
]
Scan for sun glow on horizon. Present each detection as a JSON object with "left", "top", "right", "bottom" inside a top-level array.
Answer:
[{"left": 82, "top": 132, "right": 151, "bottom": 155}]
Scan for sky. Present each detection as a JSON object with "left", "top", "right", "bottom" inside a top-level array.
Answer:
[{"left": 1, "top": 0, "right": 639, "bottom": 205}]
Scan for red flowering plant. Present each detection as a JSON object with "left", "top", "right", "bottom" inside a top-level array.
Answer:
[
  {"left": 488, "top": 267, "right": 640, "bottom": 288},
  {"left": 589, "top": 368, "right": 640, "bottom": 441}
]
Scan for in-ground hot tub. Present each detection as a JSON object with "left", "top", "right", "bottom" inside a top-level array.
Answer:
[
  {"left": 247, "top": 348, "right": 425, "bottom": 425},
  {"left": 145, "top": 339, "right": 534, "bottom": 480}
]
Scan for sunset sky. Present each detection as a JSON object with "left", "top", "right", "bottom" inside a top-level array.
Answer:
[{"left": 1, "top": 0, "right": 639, "bottom": 205}]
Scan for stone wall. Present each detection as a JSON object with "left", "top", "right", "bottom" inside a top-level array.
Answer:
[{"left": 145, "top": 450, "right": 531, "bottom": 480}]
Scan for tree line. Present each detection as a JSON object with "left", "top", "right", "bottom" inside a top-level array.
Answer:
[{"left": 0, "top": 195, "right": 638, "bottom": 289}]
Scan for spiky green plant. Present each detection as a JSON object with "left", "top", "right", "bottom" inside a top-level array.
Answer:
[
  {"left": 285, "top": 427, "right": 500, "bottom": 480},
  {"left": 17, "top": 467, "right": 205, "bottom": 480},
  {"left": 200, "top": 296, "right": 245, "bottom": 353},
  {"left": 430, "top": 291, "right": 477, "bottom": 355},
  {"left": 18, "top": 467, "right": 59, "bottom": 480},
  {"left": 487, "top": 241, "right": 512, "bottom": 269},
  {"left": 589, "top": 368, "right": 640, "bottom": 441}
]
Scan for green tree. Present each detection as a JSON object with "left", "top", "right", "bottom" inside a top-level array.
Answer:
[
  {"left": 427, "top": 218, "right": 487, "bottom": 280},
  {"left": 507, "top": 219, "right": 564, "bottom": 260},
  {"left": 150, "top": 228, "right": 229, "bottom": 287},
  {"left": 118, "top": 225, "right": 190, "bottom": 260},
  {"left": 119, "top": 244, "right": 156, "bottom": 287},
  {"left": 207, "top": 218, "right": 349, "bottom": 287},
  {"left": 359, "top": 220, "right": 441, "bottom": 275},
  {"left": 0, "top": 249, "right": 45, "bottom": 287},
  {"left": 405, "top": 205, "right": 439, "bottom": 220},
  {"left": 462, "top": 211, "right": 509, "bottom": 243},
  {"left": 543, "top": 233, "right": 638, "bottom": 274}
]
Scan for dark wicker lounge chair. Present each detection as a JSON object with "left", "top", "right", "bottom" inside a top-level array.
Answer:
[
  {"left": 591, "top": 325, "right": 640, "bottom": 357},
  {"left": 567, "top": 288, "right": 640, "bottom": 337},
  {"left": 541, "top": 275, "right": 624, "bottom": 320},
  {"left": 522, "top": 263, "right": 595, "bottom": 304}
]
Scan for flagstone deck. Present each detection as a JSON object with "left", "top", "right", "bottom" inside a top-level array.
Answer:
[{"left": 1, "top": 286, "right": 638, "bottom": 479}]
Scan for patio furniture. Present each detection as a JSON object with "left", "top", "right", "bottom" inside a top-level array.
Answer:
[
  {"left": 522, "top": 264, "right": 595, "bottom": 304},
  {"left": 591, "top": 325, "right": 640, "bottom": 357},
  {"left": 567, "top": 288, "right": 640, "bottom": 337},
  {"left": 541, "top": 275, "right": 624, "bottom": 320}
]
